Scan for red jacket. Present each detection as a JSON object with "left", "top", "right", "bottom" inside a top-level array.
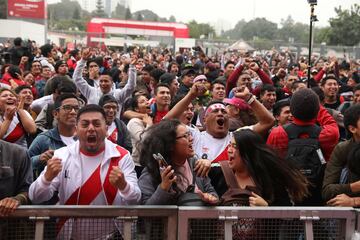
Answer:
[
  {"left": 267, "top": 105, "right": 339, "bottom": 162},
  {"left": 226, "top": 64, "right": 273, "bottom": 97}
]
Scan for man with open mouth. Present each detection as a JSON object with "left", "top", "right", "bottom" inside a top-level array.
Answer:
[
  {"left": 29, "top": 104, "right": 141, "bottom": 239},
  {"left": 165, "top": 83, "right": 275, "bottom": 188}
]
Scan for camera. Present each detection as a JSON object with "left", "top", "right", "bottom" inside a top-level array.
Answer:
[{"left": 307, "top": 0, "right": 317, "bottom": 5}]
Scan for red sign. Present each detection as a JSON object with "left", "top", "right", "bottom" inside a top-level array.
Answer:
[{"left": 8, "top": 0, "right": 46, "bottom": 19}]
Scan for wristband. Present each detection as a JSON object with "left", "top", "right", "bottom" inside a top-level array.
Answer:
[{"left": 247, "top": 95, "right": 256, "bottom": 105}]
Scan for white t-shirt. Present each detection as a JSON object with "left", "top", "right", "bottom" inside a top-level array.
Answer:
[
  {"left": 78, "top": 151, "right": 107, "bottom": 205},
  {"left": 188, "top": 127, "right": 232, "bottom": 163},
  {"left": 0, "top": 110, "right": 32, "bottom": 148},
  {"left": 60, "top": 135, "right": 76, "bottom": 146}
]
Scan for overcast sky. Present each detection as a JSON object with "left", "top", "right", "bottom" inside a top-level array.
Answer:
[
  {"left": 48, "top": 0, "right": 358, "bottom": 29},
  {"left": 130, "top": 0, "right": 357, "bottom": 28}
]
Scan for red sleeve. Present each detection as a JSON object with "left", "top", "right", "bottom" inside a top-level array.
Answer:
[
  {"left": 266, "top": 126, "right": 289, "bottom": 160},
  {"left": 226, "top": 64, "right": 244, "bottom": 95},
  {"left": 317, "top": 105, "right": 340, "bottom": 161},
  {"left": 257, "top": 69, "right": 272, "bottom": 85},
  {"left": 1, "top": 73, "right": 12, "bottom": 85},
  {"left": 314, "top": 69, "right": 325, "bottom": 82}
]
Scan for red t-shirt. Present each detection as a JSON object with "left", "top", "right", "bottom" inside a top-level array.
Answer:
[{"left": 153, "top": 110, "right": 168, "bottom": 124}]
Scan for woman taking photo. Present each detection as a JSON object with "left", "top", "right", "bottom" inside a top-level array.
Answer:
[
  {"left": 0, "top": 88, "right": 37, "bottom": 148},
  {"left": 138, "top": 119, "right": 218, "bottom": 205},
  {"left": 220, "top": 129, "right": 309, "bottom": 206}
]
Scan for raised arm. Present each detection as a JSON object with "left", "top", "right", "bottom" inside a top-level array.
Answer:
[
  {"left": 164, "top": 82, "right": 206, "bottom": 120},
  {"left": 73, "top": 48, "right": 94, "bottom": 100},
  {"left": 226, "top": 64, "right": 244, "bottom": 95},
  {"left": 114, "top": 57, "right": 137, "bottom": 103},
  {"left": 234, "top": 86, "right": 275, "bottom": 136}
]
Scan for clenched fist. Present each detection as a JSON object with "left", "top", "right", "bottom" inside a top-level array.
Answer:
[
  {"left": 109, "top": 166, "right": 127, "bottom": 191},
  {"left": 44, "top": 157, "right": 62, "bottom": 182}
]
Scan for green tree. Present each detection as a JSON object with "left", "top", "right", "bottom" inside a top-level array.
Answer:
[
  {"left": 223, "top": 19, "right": 246, "bottom": 40},
  {"left": 136, "top": 13, "right": 143, "bottom": 21},
  {"left": 0, "top": 0, "right": 6, "bottom": 19},
  {"left": 240, "top": 18, "right": 278, "bottom": 41},
  {"left": 112, "top": 3, "right": 126, "bottom": 19},
  {"left": 93, "top": 0, "right": 107, "bottom": 18},
  {"left": 169, "top": 15, "right": 176, "bottom": 22},
  {"left": 48, "top": 0, "right": 90, "bottom": 30},
  {"left": 314, "top": 26, "right": 331, "bottom": 44},
  {"left": 327, "top": 4, "right": 360, "bottom": 46},
  {"left": 278, "top": 16, "right": 310, "bottom": 43},
  {"left": 125, "top": 8, "right": 132, "bottom": 20},
  {"left": 73, "top": 7, "right": 80, "bottom": 20},
  {"left": 187, "top": 20, "right": 216, "bottom": 39}
]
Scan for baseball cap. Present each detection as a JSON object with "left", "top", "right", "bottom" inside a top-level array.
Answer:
[
  {"left": 181, "top": 68, "right": 196, "bottom": 77},
  {"left": 223, "top": 98, "right": 249, "bottom": 110}
]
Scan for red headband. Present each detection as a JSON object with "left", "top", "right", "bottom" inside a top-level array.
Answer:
[{"left": 205, "top": 103, "right": 226, "bottom": 116}]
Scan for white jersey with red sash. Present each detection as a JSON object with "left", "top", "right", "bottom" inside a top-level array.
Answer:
[
  {"left": 188, "top": 126, "right": 232, "bottom": 163},
  {"left": 0, "top": 112, "right": 31, "bottom": 148},
  {"left": 28, "top": 139, "right": 141, "bottom": 239},
  {"left": 107, "top": 121, "right": 118, "bottom": 144}
]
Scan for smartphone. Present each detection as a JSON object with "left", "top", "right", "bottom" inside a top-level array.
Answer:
[{"left": 153, "top": 153, "right": 169, "bottom": 169}]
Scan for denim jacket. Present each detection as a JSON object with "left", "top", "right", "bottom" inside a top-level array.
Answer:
[{"left": 28, "top": 127, "right": 75, "bottom": 177}]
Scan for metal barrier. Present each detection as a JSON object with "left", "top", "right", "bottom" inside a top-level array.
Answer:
[
  {"left": 1, "top": 206, "right": 178, "bottom": 240},
  {"left": 1, "top": 206, "right": 357, "bottom": 240},
  {"left": 178, "top": 207, "right": 356, "bottom": 240}
]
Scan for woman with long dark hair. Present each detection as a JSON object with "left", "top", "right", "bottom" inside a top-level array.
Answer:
[
  {"left": 221, "top": 129, "right": 308, "bottom": 206},
  {"left": 138, "top": 119, "right": 218, "bottom": 205},
  {"left": 0, "top": 88, "right": 37, "bottom": 148}
]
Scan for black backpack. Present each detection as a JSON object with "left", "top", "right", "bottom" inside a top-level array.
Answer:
[{"left": 283, "top": 123, "right": 326, "bottom": 206}]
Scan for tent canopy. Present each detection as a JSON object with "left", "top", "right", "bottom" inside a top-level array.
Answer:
[{"left": 227, "top": 40, "right": 254, "bottom": 52}]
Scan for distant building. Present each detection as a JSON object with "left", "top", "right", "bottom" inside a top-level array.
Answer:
[
  {"left": 105, "top": 0, "right": 111, "bottom": 17},
  {"left": 76, "top": 0, "right": 130, "bottom": 15}
]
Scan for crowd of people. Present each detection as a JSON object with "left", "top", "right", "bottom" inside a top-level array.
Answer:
[{"left": 1, "top": 36, "right": 360, "bottom": 237}]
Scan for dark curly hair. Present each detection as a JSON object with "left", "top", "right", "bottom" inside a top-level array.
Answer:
[
  {"left": 139, "top": 119, "right": 182, "bottom": 183},
  {"left": 8, "top": 65, "right": 22, "bottom": 79},
  {"left": 233, "top": 129, "right": 309, "bottom": 204}
]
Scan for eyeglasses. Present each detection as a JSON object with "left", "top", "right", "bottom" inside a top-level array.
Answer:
[
  {"left": 103, "top": 105, "right": 118, "bottom": 110},
  {"left": 176, "top": 131, "right": 191, "bottom": 140},
  {"left": 57, "top": 105, "right": 80, "bottom": 112}
]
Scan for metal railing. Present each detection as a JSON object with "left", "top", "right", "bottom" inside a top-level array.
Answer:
[
  {"left": 2, "top": 206, "right": 178, "bottom": 240},
  {"left": 1, "top": 206, "right": 357, "bottom": 240},
  {"left": 178, "top": 207, "right": 356, "bottom": 240}
]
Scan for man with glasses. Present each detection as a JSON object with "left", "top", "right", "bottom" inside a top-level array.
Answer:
[
  {"left": 98, "top": 94, "right": 132, "bottom": 152},
  {"left": 29, "top": 93, "right": 79, "bottom": 178}
]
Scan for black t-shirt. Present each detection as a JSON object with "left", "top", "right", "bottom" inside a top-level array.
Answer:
[{"left": 323, "top": 97, "right": 341, "bottom": 110}]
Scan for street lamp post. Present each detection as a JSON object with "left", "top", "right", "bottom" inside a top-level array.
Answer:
[{"left": 307, "top": 0, "right": 318, "bottom": 87}]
